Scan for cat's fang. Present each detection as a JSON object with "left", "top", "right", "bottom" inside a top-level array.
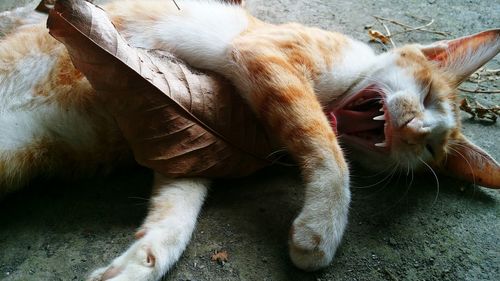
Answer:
[
  {"left": 373, "top": 115, "right": 385, "bottom": 121},
  {"left": 374, "top": 142, "right": 387, "bottom": 147}
]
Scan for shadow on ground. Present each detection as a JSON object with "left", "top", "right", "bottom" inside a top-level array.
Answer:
[{"left": 1, "top": 164, "right": 499, "bottom": 281}]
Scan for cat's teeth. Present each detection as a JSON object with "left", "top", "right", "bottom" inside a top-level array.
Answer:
[
  {"left": 379, "top": 107, "right": 384, "bottom": 112},
  {"left": 375, "top": 142, "right": 387, "bottom": 147},
  {"left": 373, "top": 115, "right": 385, "bottom": 121}
]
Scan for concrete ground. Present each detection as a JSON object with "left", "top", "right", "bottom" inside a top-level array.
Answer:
[{"left": 0, "top": 0, "right": 499, "bottom": 280}]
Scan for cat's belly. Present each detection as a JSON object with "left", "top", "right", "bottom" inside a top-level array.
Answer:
[{"left": 0, "top": 25, "right": 132, "bottom": 192}]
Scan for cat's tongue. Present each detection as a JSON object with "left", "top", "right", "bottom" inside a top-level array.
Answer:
[{"left": 332, "top": 108, "right": 381, "bottom": 135}]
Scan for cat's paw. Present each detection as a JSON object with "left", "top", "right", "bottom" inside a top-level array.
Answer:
[
  {"left": 86, "top": 240, "right": 159, "bottom": 281},
  {"left": 288, "top": 209, "right": 348, "bottom": 271},
  {"left": 289, "top": 217, "right": 334, "bottom": 271},
  {"left": 87, "top": 267, "right": 108, "bottom": 281}
]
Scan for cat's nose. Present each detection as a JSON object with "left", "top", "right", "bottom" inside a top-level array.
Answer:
[{"left": 399, "top": 117, "right": 430, "bottom": 145}]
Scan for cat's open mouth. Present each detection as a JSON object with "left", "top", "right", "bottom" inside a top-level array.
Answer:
[{"left": 329, "top": 85, "right": 391, "bottom": 152}]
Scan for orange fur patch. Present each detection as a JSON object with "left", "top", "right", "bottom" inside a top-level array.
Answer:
[
  {"left": 0, "top": 25, "right": 59, "bottom": 76},
  {"left": 54, "top": 54, "right": 85, "bottom": 86},
  {"left": 230, "top": 19, "right": 349, "bottom": 178}
]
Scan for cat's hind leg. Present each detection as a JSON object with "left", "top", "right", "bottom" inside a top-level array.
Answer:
[
  {"left": 0, "top": 110, "right": 53, "bottom": 196},
  {"left": 88, "top": 174, "right": 209, "bottom": 281}
]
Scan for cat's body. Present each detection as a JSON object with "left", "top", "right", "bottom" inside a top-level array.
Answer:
[
  {"left": 0, "top": 20, "right": 131, "bottom": 193},
  {"left": 1, "top": 0, "right": 499, "bottom": 280}
]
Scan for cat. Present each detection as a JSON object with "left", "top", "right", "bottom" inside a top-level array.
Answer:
[{"left": 0, "top": 0, "right": 499, "bottom": 280}]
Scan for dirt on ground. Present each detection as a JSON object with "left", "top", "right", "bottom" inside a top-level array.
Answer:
[{"left": 0, "top": 0, "right": 499, "bottom": 281}]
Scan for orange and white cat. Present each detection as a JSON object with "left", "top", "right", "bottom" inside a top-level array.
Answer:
[{"left": 1, "top": 0, "right": 499, "bottom": 280}]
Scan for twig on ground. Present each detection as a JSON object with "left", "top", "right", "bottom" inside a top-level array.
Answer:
[
  {"left": 458, "top": 88, "right": 500, "bottom": 94},
  {"left": 372, "top": 15, "right": 448, "bottom": 37},
  {"left": 367, "top": 15, "right": 449, "bottom": 49},
  {"left": 374, "top": 17, "right": 396, "bottom": 47},
  {"left": 390, "top": 19, "right": 435, "bottom": 37},
  {"left": 405, "top": 13, "right": 432, "bottom": 23}
]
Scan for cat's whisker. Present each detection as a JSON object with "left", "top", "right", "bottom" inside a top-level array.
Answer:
[
  {"left": 353, "top": 165, "right": 391, "bottom": 189},
  {"left": 266, "top": 148, "right": 288, "bottom": 159},
  {"left": 266, "top": 148, "right": 296, "bottom": 166},
  {"left": 383, "top": 162, "right": 414, "bottom": 213},
  {"left": 363, "top": 160, "right": 415, "bottom": 217},
  {"left": 408, "top": 160, "right": 415, "bottom": 187},
  {"left": 353, "top": 162, "right": 398, "bottom": 189},
  {"left": 446, "top": 140, "right": 496, "bottom": 189},
  {"left": 352, "top": 161, "right": 397, "bottom": 179},
  {"left": 446, "top": 146, "right": 476, "bottom": 187},
  {"left": 446, "top": 141, "right": 497, "bottom": 188},
  {"left": 356, "top": 74, "right": 393, "bottom": 93},
  {"left": 418, "top": 157, "right": 440, "bottom": 206},
  {"left": 363, "top": 96, "right": 385, "bottom": 101},
  {"left": 128, "top": 196, "right": 151, "bottom": 203},
  {"left": 372, "top": 162, "right": 400, "bottom": 192},
  {"left": 366, "top": 162, "right": 410, "bottom": 216},
  {"left": 417, "top": 75, "right": 433, "bottom": 99},
  {"left": 447, "top": 141, "right": 491, "bottom": 163}
]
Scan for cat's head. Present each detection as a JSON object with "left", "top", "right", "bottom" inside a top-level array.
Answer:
[{"left": 334, "top": 29, "right": 500, "bottom": 188}]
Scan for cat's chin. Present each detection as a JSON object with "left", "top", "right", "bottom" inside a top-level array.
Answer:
[{"left": 329, "top": 85, "right": 392, "bottom": 153}]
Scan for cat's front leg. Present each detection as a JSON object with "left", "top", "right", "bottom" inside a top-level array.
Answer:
[
  {"left": 289, "top": 164, "right": 350, "bottom": 271},
  {"left": 228, "top": 51, "right": 351, "bottom": 270},
  {"left": 88, "top": 175, "right": 209, "bottom": 281}
]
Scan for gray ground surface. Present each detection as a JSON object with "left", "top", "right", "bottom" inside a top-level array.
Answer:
[{"left": 1, "top": 0, "right": 499, "bottom": 280}]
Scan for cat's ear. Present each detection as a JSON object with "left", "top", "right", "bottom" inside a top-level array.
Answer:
[
  {"left": 438, "top": 134, "right": 500, "bottom": 189},
  {"left": 419, "top": 29, "right": 500, "bottom": 87}
]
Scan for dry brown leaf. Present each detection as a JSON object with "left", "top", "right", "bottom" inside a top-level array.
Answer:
[
  {"left": 47, "top": 0, "right": 282, "bottom": 178},
  {"left": 460, "top": 98, "right": 498, "bottom": 122},
  {"left": 368, "top": 29, "right": 390, "bottom": 44},
  {"left": 211, "top": 250, "right": 229, "bottom": 264}
]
